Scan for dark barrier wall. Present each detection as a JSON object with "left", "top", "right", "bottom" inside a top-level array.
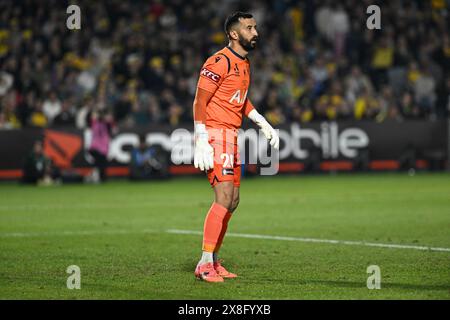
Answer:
[{"left": 0, "top": 120, "right": 447, "bottom": 177}]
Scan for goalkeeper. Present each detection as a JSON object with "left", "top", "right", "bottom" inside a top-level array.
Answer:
[{"left": 192, "top": 12, "right": 279, "bottom": 283}]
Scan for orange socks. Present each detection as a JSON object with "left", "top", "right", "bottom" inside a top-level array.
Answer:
[
  {"left": 202, "top": 202, "right": 229, "bottom": 252},
  {"left": 215, "top": 211, "right": 232, "bottom": 253}
]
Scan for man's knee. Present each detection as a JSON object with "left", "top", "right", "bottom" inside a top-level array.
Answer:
[
  {"left": 230, "top": 195, "right": 239, "bottom": 213},
  {"left": 216, "top": 192, "right": 234, "bottom": 210},
  {"left": 214, "top": 182, "right": 235, "bottom": 210}
]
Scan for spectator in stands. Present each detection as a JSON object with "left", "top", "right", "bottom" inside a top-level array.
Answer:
[
  {"left": 76, "top": 96, "right": 94, "bottom": 129},
  {"left": 310, "top": 56, "right": 329, "bottom": 87},
  {"left": 399, "top": 92, "right": 421, "bottom": 119},
  {"left": 345, "top": 66, "right": 374, "bottom": 106},
  {"left": 29, "top": 100, "right": 48, "bottom": 128},
  {"left": 0, "top": 71, "right": 13, "bottom": 96},
  {"left": 42, "top": 92, "right": 61, "bottom": 124},
  {"left": 329, "top": 4, "right": 350, "bottom": 58},
  {"left": 1, "top": 98, "right": 20, "bottom": 128},
  {"left": 16, "top": 92, "right": 34, "bottom": 127},
  {"left": 291, "top": 105, "right": 313, "bottom": 123},
  {"left": 353, "top": 88, "right": 379, "bottom": 121},
  {"left": 371, "top": 36, "right": 395, "bottom": 88},
  {"left": 148, "top": 95, "right": 164, "bottom": 124},
  {"left": 414, "top": 68, "right": 437, "bottom": 118},
  {"left": 53, "top": 99, "right": 76, "bottom": 127},
  {"left": 168, "top": 103, "right": 184, "bottom": 126},
  {"left": 0, "top": 111, "right": 14, "bottom": 129}
]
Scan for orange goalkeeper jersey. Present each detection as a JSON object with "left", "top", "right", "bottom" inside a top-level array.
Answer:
[{"left": 196, "top": 46, "right": 252, "bottom": 130}]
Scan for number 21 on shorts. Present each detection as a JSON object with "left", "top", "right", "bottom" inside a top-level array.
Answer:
[{"left": 220, "top": 153, "right": 234, "bottom": 168}]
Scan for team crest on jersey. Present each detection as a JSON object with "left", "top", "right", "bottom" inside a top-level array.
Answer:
[
  {"left": 234, "top": 63, "right": 239, "bottom": 75},
  {"left": 201, "top": 68, "right": 221, "bottom": 83}
]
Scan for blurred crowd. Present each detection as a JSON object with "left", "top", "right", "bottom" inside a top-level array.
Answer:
[{"left": 0, "top": 0, "right": 449, "bottom": 130}]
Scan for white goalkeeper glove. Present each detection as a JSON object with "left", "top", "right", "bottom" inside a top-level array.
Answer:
[
  {"left": 248, "top": 109, "right": 279, "bottom": 150},
  {"left": 193, "top": 123, "right": 214, "bottom": 171}
]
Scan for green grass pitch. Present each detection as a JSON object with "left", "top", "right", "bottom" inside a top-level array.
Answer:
[{"left": 0, "top": 173, "right": 449, "bottom": 299}]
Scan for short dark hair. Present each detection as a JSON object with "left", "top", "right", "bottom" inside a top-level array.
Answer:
[{"left": 224, "top": 12, "right": 253, "bottom": 37}]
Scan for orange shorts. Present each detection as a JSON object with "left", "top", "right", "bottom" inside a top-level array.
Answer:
[{"left": 206, "top": 128, "right": 241, "bottom": 188}]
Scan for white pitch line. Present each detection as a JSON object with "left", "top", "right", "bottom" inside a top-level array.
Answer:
[
  {"left": 0, "top": 229, "right": 157, "bottom": 238},
  {"left": 3, "top": 228, "right": 449, "bottom": 253},
  {"left": 166, "top": 229, "right": 450, "bottom": 253}
]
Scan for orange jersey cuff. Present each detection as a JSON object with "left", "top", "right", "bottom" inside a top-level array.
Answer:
[{"left": 243, "top": 99, "right": 255, "bottom": 116}]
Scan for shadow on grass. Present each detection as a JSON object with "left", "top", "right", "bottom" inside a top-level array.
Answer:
[
  {"left": 180, "top": 260, "right": 449, "bottom": 292},
  {"left": 239, "top": 278, "right": 450, "bottom": 292}
]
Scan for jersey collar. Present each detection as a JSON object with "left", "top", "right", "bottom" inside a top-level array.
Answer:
[{"left": 226, "top": 46, "right": 246, "bottom": 61}]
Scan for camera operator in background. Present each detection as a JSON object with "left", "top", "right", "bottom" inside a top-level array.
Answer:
[
  {"left": 87, "top": 109, "right": 116, "bottom": 183},
  {"left": 22, "top": 140, "right": 60, "bottom": 185},
  {"left": 129, "top": 135, "right": 170, "bottom": 181}
]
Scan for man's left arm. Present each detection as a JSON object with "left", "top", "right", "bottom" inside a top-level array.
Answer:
[{"left": 243, "top": 99, "right": 279, "bottom": 150}]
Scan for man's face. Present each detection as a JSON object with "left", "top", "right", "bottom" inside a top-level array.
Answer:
[{"left": 234, "top": 18, "right": 259, "bottom": 51}]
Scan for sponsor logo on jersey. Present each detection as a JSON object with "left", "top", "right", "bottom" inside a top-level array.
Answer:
[
  {"left": 229, "top": 89, "right": 248, "bottom": 104},
  {"left": 222, "top": 168, "right": 234, "bottom": 176},
  {"left": 201, "top": 68, "right": 221, "bottom": 83}
]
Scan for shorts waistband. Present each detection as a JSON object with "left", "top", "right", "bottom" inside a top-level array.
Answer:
[{"left": 207, "top": 127, "right": 238, "bottom": 143}]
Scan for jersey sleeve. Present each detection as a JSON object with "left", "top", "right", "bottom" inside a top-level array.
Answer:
[
  {"left": 193, "top": 87, "right": 215, "bottom": 123},
  {"left": 196, "top": 55, "right": 228, "bottom": 93},
  {"left": 243, "top": 98, "right": 255, "bottom": 116}
]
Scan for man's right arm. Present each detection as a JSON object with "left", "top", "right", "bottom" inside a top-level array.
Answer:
[
  {"left": 193, "top": 87, "right": 214, "bottom": 127},
  {"left": 192, "top": 56, "right": 227, "bottom": 171},
  {"left": 193, "top": 55, "right": 228, "bottom": 125},
  {"left": 192, "top": 87, "right": 215, "bottom": 171}
]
